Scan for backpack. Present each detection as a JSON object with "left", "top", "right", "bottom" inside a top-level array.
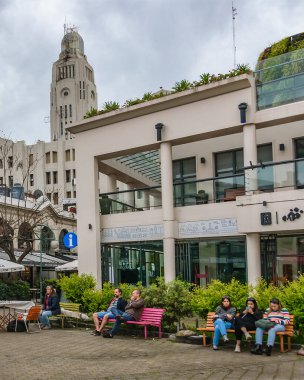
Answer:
[{"left": 6, "top": 319, "right": 28, "bottom": 332}]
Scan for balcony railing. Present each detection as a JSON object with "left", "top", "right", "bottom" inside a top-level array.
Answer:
[{"left": 99, "top": 158, "right": 304, "bottom": 214}]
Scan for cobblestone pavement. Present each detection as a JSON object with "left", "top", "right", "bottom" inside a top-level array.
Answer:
[{"left": 0, "top": 328, "right": 303, "bottom": 380}]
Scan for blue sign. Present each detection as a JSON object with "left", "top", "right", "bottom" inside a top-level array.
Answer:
[{"left": 63, "top": 232, "right": 78, "bottom": 249}]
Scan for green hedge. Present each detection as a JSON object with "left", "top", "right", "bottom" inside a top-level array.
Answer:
[
  {"left": 0, "top": 280, "right": 30, "bottom": 300},
  {"left": 56, "top": 274, "right": 304, "bottom": 335}
]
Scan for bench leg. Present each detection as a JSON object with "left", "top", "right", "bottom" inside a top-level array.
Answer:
[
  {"left": 287, "top": 336, "right": 291, "bottom": 351},
  {"left": 61, "top": 317, "right": 64, "bottom": 329},
  {"left": 144, "top": 325, "right": 147, "bottom": 339},
  {"left": 159, "top": 325, "right": 162, "bottom": 339},
  {"left": 280, "top": 335, "right": 284, "bottom": 353},
  {"left": 202, "top": 332, "right": 206, "bottom": 346}
]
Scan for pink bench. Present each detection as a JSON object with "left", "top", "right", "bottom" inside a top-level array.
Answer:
[{"left": 99, "top": 307, "right": 165, "bottom": 339}]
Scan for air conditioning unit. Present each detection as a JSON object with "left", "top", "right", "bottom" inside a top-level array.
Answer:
[{"left": 72, "top": 178, "right": 76, "bottom": 186}]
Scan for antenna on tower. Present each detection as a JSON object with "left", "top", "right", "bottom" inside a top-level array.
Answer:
[
  {"left": 232, "top": 1, "right": 237, "bottom": 68},
  {"left": 64, "top": 17, "right": 67, "bottom": 35}
]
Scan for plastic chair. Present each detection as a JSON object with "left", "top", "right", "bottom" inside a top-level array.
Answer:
[{"left": 15, "top": 305, "right": 42, "bottom": 333}]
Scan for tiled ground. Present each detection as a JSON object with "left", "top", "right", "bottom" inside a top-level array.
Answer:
[{"left": 0, "top": 328, "right": 303, "bottom": 379}]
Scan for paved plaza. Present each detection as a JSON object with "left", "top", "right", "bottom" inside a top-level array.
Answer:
[{"left": 0, "top": 328, "right": 303, "bottom": 380}]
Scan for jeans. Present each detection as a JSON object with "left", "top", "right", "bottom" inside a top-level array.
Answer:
[
  {"left": 38, "top": 310, "right": 53, "bottom": 327},
  {"left": 110, "top": 312, "right": 135, "bottom": 336},
  {"left": 213, "top": 319, "right": 232, "bottom": 346},
  {"left": 255, "top": 324, "right": 286, "bottom": 346}
]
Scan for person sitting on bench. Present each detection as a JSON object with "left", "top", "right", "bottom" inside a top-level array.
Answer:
[
  {"left": 212, "top": 296, "right": 236, "bottom": 350},
  {"left": 92, "top": 288, "right": 127, "bottom": 336},
  {"left": 103, "top": 289, "right": 144, "bottom": 338}
]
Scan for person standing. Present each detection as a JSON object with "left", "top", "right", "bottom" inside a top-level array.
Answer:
[
  {"left": 103, "top": 289, "right": 144, "bottom": 338},
  {"left": 38, "top": 285, "right": 61, "bottom": 329}
]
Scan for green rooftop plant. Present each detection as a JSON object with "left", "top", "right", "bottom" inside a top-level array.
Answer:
[
  {"left": 83, "top": 63, "right": 251, "bottom": 119},
  {"left": 172, "top": 79, "right": 192, "bottom": 92},
  {"left": 103, "top": 101, "right": 120, "bottom": 111}
]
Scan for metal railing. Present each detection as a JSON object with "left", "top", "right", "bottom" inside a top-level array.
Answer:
[{"left": 99, "top": 158, "right": 304, "bottom": 213}]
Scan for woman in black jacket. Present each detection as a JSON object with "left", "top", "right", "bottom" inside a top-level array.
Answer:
[
  {"left": 38, "top": 285, "right": 61, "bottom": 329},
  {"left": 234, "top": 297, "right": 262, "bottom": 352}
]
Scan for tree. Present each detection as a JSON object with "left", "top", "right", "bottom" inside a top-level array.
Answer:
[{"left": 0, "top": 137, "right": 59, "bottom": 263}]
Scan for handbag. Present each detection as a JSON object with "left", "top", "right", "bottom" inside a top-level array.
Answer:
[{"left": 255, "top": 319, "right": 276, "bottom": 330}]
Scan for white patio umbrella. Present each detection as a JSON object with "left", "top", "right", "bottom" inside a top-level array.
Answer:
[
  {"left": 55, "top": 259, "right": 78, "bottom": 272},
  {"left": 0, "top": 258, "right": 25, "bottom": 273}
]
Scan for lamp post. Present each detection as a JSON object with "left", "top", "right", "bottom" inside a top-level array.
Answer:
[{"left": 37, "top": 224, "right": 58, "bottom": 304}]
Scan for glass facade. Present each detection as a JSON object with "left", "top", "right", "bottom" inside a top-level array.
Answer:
[
  {"left": 101, "top": 241, "right": 164, "bottom": 286},
  {"left": 255, "top": 48, "right": 304, "bottom": 110},
  {"left": 261, "top": 235, "right": 304, "bottom": 286},
  {"left": 176, "top": 238, "right": 247, "bottom": 285}
]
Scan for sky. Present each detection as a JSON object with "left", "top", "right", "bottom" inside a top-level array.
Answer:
[{"left": 0, "top": 0, "right": 303, "bottom": 144}]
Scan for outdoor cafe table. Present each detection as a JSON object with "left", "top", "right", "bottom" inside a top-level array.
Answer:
[{"left": 0, "top": 301, "right": 35, "bottom": 331}]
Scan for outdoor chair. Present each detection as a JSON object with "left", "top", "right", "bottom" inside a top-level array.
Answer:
[{"left": 15, "top": 305, "right": 42, "bottom": 333}]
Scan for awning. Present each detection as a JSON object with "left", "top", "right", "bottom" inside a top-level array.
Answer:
[
  {"left": 55, "top": 259, "right": 78, "bottom": 272},
  {"left": 0, "top": 258, "right": 25, "bottom": 273},
  {"left": 0, "top": 250, "right": 70, "bottom": 269}
]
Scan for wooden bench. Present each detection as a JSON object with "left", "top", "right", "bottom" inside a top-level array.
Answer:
[
  {"left": 221, "top": 187, "right": 245, "bottom": 202},
  {"left": 197, "top": 311, "right": 294, "bottom": 353},
  {"left": 99, "top": 307, "right": 165, "bottom": 339},
  {"left": 50, "top": 302, "right": 82, "bottom": 329}
]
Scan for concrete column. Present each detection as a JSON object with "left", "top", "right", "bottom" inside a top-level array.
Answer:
[
  {"left": 125, "top": 182, "right": 135, "bottom": 208},
  {"left": 243, "top": 123, "right": 258, "bottom": 194},
  {"left": 107, "top": 174, "right": 117, "bottom": 193},
  {"left": 142, "top": 191, "right": 150, "bottom": 210},
  {"left": 75, "top": 152, "right": 101, "bottom": 288},
  {"left": 160, "top": 142, "right": 176, "bottom": 282},
  {"left": 246, "top": 233, "right": 261, "bottom": 285}
]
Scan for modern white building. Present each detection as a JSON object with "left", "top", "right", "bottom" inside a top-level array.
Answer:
[{"left": 69, "top": 44, "right": 304, "bottom": 289}]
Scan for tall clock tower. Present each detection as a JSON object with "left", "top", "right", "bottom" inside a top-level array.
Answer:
[{"left": 50, "top": 27, "right": 97, "bottom": 141}]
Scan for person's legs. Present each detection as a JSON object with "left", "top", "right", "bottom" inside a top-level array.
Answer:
[
  {"left": 99, "top": 312, "right": 115, "bottom": 332},
  {"left": 93, "top": 311, "right": 107, "bottom": 331},
  {"left": 251, "top": 327, "right": 264, "bottom": 355},
  {"left": 38, "top": 311, "right": 53, "bottom": 327},
  {"left": 108, "top": 307, "right": 123, "bottom": 318},
  {"left": 267, "top": 324, "right": 285, "bottom": 347},
  {"left": 255, "top": 327, "right": 264, "bottom": 345},
  {"left": 109, "top": 313, "right": 135, "bottom": 337},
  {"left": 213, "top": 320, "right": 231, "bottom": 348}
]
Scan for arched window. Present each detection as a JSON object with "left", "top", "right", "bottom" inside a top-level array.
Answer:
[
  {"left": 59, "top": 229, "right": 69, "bottom": 250},
  {"left": 40, "top": 226, "right": 55, "bottom": 254},
  {"left": 18, "top": 222, "right": 33, "bottom": 249}
]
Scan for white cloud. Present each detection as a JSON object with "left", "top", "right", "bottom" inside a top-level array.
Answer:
[{"left": 0, "top": 0, "right": 304, "bottom": 143}]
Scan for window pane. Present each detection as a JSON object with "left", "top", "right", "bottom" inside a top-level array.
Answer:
[{"left": 216, "top": 152, "right": 233, "bottom": 175}]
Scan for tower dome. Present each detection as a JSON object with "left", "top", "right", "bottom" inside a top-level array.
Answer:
[{"left": 60, "top": 28, "right": 84, "bottom": 58}]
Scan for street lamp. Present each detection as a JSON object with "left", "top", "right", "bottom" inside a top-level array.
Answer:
[{"left": 37, "top": 224, "right": 58, "bottom": 304}]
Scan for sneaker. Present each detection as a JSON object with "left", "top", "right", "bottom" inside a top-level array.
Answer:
[
  {"left": 234, "top": 345, "right": 241, "bottom": 353},
  {"left": 93, "top": 331, "right": 101, "bottom": 336},
  {"left": 115, "top": 315, "right": 124, "bottom": 321},
  {"left": 223, "top": 336, "right": 229, "bottom": 344},
  {"left": 41, "top": 325, "right": 51, "bottom": 330},
  {"left": 251, "top": 344, "right": 263, "bottom": 355},
  {"left": 213, "top": 345, "right": 219, "bottom": 350},
  {"left": 297, "top": 346, "right": 304, "bottom": 356},
  {"left": 103, "top": 330, "right": 113, "bottom": 338},
  {"left": 245, "top": 333, "right": 252, "bottom": 341}
]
